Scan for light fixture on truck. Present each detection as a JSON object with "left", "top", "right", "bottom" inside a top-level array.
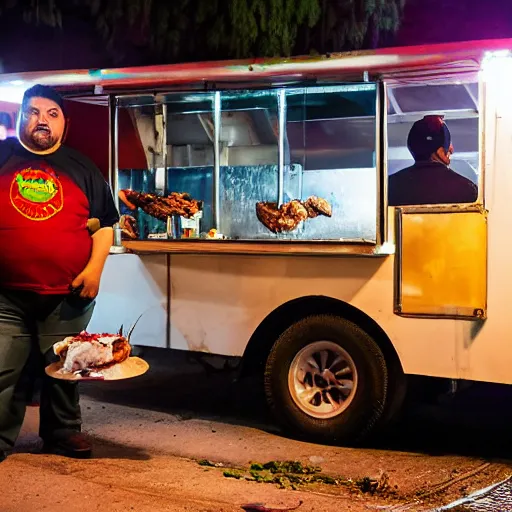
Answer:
[
  {"left": 481, "top": 50, "right": 512, "bottom": 80},
  {"left": 0, "top": 83, "right": 26, "bottom": 104},
  {"left": 481, "top": 49, "right": 512, "bottom": 105}
]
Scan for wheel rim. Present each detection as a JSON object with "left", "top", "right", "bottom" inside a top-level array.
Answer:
[{"left": 288, "top": 341, "right": 358, "bottom": 419}]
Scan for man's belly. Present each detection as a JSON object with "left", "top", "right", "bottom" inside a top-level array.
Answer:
[{"left": 0, "top": 228, "right": 92, "bottom": 294}]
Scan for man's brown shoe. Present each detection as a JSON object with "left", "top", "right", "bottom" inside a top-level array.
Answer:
[{"left": 42, "top": 430, "right": 92, "bottom": 459}]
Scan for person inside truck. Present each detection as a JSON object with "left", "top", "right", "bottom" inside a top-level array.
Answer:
[{"left": 388, "top": 115, "right": 478, "bottom": 206}]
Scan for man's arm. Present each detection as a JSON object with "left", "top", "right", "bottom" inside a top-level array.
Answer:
[
  {"left": 89, "top": 227, "right": 114, "bottom": 273},
  {"left": 73, "top": 227, "right": 113, "bottom": 299},
  {"left": 70, "top": 155, "right": 120, "bottom": 298}
]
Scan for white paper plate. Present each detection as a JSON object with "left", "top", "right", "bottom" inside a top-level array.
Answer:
[{"left": 45, "top": 357, "right": 149, "bottom": 381}]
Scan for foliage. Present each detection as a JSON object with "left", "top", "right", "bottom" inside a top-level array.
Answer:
[
  {"left": 227, "top": 0, "right": 321, "bottom": 57},
  {"left": 0, "top": 0, "right": 408, "bottom": 67},
  {"left": 305, "top": 0, "right": 408, "bottom": 54},
  {"left": 81, "top": 0, "right": 321, "bottom": 60},
  {"left": 0, "top": 0, "right": 62, "bottom": 27},
  {"left": 198, "top": 458, "right": 396, "bottom": 497}
]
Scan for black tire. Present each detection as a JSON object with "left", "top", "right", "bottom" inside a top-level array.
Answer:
[
  {"left": 264, "top": 314, "right": 388, "bottom": 445},
  {"left": 375, "top": 365, "right": 407, "bottom": 435}
]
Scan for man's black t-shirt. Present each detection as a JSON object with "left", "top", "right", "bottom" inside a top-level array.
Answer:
[
  {"left": 0, "top": 137, "right": 119, "bottom": 294},
  {"left": 388, "top": 161, "right": 478, "bottom": 207}
]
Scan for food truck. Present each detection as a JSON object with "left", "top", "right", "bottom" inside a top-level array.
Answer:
[{"left": 0, "top": 38, "right": 509, "bottom": 444}]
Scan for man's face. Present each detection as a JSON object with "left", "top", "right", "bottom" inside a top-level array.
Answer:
[{"left": 20, "top": 97, "right": 65, "bottom": 152}]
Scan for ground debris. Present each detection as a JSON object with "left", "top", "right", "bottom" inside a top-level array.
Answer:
[
  {"left": 198, "top": 459, "right": 224, "bottom": 468},
  {"left": 254, "top": 461, "right": 321, "bottom": 475},
  {"left": 240, "top": 500, "right": 303, "bottom": 511},
  {"left": 244, "top": 460, "right": 337, "bottom": 490},
  {"left": 355, "top": 471, "right": 394, "bottom": 495},
  {"left": 224, "top": 469, "right": 244, "bottom": 479},
  {"left": 199, "top": 459, "right": 398, "bottom": 497}
]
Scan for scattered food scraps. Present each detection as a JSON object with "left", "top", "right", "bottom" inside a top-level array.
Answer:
[
  {"left": 198, "top": 459, "right": 224, "bottom": 468},
  {"left": 241, "top": 500, "right": 303, "bottom": 512},
  {"left": 224, "top": 470, "right": 244, "bottom": 479},
  {"left": 197, "top": 459, "right": 397, "bottom": 496}
]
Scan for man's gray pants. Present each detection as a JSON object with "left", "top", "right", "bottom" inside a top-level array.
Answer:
[{"left": 0, "top": 290, "right": 95, "bottom": 451}]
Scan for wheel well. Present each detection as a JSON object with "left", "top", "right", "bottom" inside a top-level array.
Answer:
[{"left": 240, "top": 295, "right": 403, "bottom": 379}]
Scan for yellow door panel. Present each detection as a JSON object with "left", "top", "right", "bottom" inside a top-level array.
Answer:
[{"left": 395, "top": 206, "right": 487, "bottom": 319}]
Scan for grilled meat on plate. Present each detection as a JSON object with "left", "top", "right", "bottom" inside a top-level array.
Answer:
[{"left": 53, "top": 331, "right": 131, "bottom": 375}]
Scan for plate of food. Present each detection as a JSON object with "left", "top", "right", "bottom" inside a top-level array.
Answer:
[{"left": 45, "top": 317, "right": 149, "bottom": 381}]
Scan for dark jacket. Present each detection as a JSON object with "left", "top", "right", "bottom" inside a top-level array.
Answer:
[{"left": 388, "top": 161, "right": 478, "bottom": 207}]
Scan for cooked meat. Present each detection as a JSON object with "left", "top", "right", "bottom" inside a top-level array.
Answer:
[
  {"left": 256, "top": 196, "right": 332, "bottom": 233},
  {"left": 119, "top": 190, "right": 202, "bottom": 221},
  {"left": 303, "top": 195, "right": 332, "bottom": 218},
  {"left": 119, "top": 214, "right": 138, "bottom": 239},
  {"left": 111, "top": 337, "right": 131, "bottom": 365},
  {"left": 53, "top": 332, "right": 132, "bottom": 374},
  {"left": 256, "top": 200, "right": 308, "bottom": 234}
]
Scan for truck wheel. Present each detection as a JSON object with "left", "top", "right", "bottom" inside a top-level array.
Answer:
[
  {"left": 264, "top": 314, "right": 388, "bottom": 445},
  {"left": 376, "top": 365, "right": 407, "bottom": 433}
]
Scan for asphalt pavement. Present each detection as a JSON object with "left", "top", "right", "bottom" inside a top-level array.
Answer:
[{"left": 3, "top": 347, "right": 512, "bottom": 512}]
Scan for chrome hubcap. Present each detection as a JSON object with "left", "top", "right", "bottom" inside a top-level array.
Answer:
[{"left": 288, "top": 341, "right": 357, "bottom": 419}]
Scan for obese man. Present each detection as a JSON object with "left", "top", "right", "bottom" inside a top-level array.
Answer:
[{"left": 0, "top": 84, "right": 119, "bottom": 461}]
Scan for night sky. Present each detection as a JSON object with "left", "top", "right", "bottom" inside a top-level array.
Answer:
[{"left": 396, "top": 0, "right": 512, "bottom": 46}]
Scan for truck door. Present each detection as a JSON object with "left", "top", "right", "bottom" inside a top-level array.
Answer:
[{"left": 394, "top": 205, "right": 487, "bottom": 319}]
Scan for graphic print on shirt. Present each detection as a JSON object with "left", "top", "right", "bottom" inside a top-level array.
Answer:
[{"left": 9, "top": 162, "right": 63, "bottom": 221}]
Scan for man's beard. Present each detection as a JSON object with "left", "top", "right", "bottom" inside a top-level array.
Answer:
[
  {"left": 30, "top": 126, "right": 56, "bottom": 150},
  {"left": 20, "top": 123, "right": 58, "bottom": 151}
]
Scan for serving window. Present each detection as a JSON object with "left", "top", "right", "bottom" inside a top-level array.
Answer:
[
  {"left": 386, "top": 81, "right": 481, "bottom": 206},
  {"left": 115, "top": 83, "right": 379, "bottom": 245},
  {"left": 284, "top": 85, "right": 378, "bottom": 241},
  {"left": 388, "top": 80, "right": 487, "bottom": 319}
]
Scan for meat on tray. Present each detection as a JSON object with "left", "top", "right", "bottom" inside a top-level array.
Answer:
[
  {"left": 256, "top": 200, "right": 308, "bottom": 234},
  {"left": 256, "top": 196, "right": 332, "bottom": 234},
  {"left": 119, "top": 214, "right": 139, "bottom": 239},
  {"left": 303, "top": 195, "right": 332, "bottom": 218},
  {"left": 119, "top": 190, "right": 203, "bottom": 221}
]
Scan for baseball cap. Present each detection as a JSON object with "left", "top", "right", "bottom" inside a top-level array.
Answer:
[{"left": 407, "top": 115, "right": 451, "bottom": 161}]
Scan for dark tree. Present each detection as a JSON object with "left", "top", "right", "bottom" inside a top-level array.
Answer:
[
  {"left": 301, "top": 0, "right": 407, "bottom": 55},
  {"left": 83, "top": 0, "right": 321, "bottom": 61},
  {"left": 0, "top": 0, "right": 407, "bottom": 71}
]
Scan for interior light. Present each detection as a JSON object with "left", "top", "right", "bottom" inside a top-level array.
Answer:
[
  {"left": 481, "top": 50, "right": 512, "bottom": 82},
  {"left": 0, "top": 84, "right": 27, "bottom": 104},
  {"left": 480, "top": 49, "right": 512, "bottom": 106}
]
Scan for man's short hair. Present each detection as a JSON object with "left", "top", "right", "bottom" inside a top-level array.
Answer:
[
  {"left": 407, "top": 115, "right": 451, "bottom": 161},
  {"left": 21, "top": 84, "right": 66, "bottom": 115}
]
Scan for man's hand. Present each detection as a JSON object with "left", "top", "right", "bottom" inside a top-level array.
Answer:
[
  {"left": 71, "top": 226, "right": 114, "bottom": 299},
  {"left": 71, "top": 266, "right": 102, "bottom": 299}
]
